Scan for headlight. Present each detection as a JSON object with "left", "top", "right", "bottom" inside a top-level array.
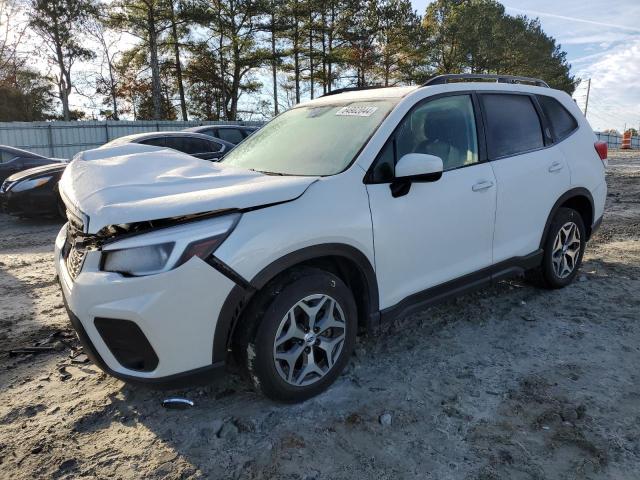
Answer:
[
  {"left": 103, "top": 243, "right": 174, "bottom": 276},
  {"left": 101, "top": 213, "right": 240, "bottom": 276},
  {"left": 11, "top": 176, "right": 52, "bottom": 192}
]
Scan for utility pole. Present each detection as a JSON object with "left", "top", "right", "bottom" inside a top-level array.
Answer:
[{"left": 584, "top": 78, "right": 591, "bottom": 117}]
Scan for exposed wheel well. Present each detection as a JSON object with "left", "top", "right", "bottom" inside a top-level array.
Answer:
[{"left": 560, "top": 195, "right": 593, "bottom": 239}]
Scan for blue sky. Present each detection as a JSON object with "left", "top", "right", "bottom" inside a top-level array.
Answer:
[{"left": 411, "top": 0, "right": 640, "bottom": 132}]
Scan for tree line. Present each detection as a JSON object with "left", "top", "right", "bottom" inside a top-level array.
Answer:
[{"left": 0, "top": 0, "right": 577, "bottom": 122}]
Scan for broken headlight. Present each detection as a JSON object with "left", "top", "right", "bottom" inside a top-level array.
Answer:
[{"left": 101, "top": 213, "right": 240, "bottom": 276}]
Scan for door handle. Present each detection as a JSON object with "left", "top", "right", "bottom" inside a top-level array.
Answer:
[
  {"left": 548, "top": 161, "right": 563, "bottom": 172},
  {"left": 472, "top": 180, "right": 494, "bottom": 192}
]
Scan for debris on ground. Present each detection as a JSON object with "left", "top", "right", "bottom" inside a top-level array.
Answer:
[{"left": 0, "top": 152, "right": 639, "bottom": 478}]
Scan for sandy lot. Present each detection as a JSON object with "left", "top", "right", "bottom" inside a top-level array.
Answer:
[{"left": 1, "top": 152, "right": 639, "bottom": 479}]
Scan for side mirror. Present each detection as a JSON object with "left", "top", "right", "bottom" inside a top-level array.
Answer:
[
  {"left": 390, "top": 153, "right": 443, "bottom": 198},
  {"left": 395, "top": 153, "right": 443, "bottom": 182}
]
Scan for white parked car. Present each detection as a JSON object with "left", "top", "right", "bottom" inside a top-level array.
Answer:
[{"left": 55, "top": 75, "right": 607, "bottom": 401}]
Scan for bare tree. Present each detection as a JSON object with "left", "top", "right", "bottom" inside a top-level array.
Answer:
[{"left": 28, "top": 0, "right": 96, "bottom": 120}]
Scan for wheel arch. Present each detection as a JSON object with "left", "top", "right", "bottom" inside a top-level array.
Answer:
[
  {"left": 213, "top": 244, "right": 379, "bottom": 363},
  {"left": 540, "top": 187, "right": 595, "bottom": 249}
]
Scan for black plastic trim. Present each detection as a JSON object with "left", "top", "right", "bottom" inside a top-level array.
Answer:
[
  {"left": 206, "top": 255, "right": 254, "bottom": 291},
  {"left": 423, "top": 74, "right": 549, "bottom": 88},
  {"left": 539, "top": 187, "right": 595, "bottom": 247},
  {"left": 379, "top": 250, "right": 543, "bottom": 325},
  {"left": 94, "top": 317, "right": 159, "bottom": 372}
]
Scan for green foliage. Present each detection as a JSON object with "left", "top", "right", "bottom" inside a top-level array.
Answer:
[
  {"left": 423, "top": 0, "right": 577, "bottom": 93},
  {"left": 3, "top": 0, "right": 578, "bottom": 121},
  {"left": 0, "top": 69, "right": 55, "bottom": 121}
]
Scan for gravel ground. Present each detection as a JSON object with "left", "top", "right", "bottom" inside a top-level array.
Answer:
[{"left": 0, "top": 152, "right": 639, "bottom": 480}]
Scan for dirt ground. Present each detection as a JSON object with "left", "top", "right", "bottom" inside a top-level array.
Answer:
[{"left": 1, "top": 152, "right": 639, "bottom": 480}]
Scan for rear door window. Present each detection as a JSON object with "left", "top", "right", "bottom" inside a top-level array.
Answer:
[
  {"left": 536, "top": 95, "right": 578, "bottom": 140},
  {"left": 217, "top": 128, "right": 245, "bottom": 144},
  {"left": 197, "top": 128, "right": 216, "bottom": 138},
  {"left": 164, "top": 136, "right": 189, "bottom": 153},
  {"left": 481, "top": 94, "right": 544, "bottom": 159},
  {"left": 0, "top": 149, "right": 12, "bottom": 163},
  {"left": 139, "top": 137, "right": 166, "bottom": 148}
]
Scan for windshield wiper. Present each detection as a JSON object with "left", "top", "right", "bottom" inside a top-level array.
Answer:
[{"left": 250, "top": 169, "right": 287, "bottom": 176}]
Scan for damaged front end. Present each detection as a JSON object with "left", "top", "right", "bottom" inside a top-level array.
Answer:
[{"left": 61, "top": 209, "right": 241, "bottom": 280}]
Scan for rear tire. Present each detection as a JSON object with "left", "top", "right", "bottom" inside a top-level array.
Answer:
[
  {"left": 243, "top": 267, "right": 357, "bottom": 402},
  {"left": 532, "top": 207, "right": 586, "bottom": 289}
]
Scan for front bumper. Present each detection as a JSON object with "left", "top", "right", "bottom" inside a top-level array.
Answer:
[{"left": 55, "top": 224, "right": 236, "bottom": 385}]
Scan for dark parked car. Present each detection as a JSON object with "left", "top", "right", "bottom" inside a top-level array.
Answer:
[
  {"left": 103, "top": 131, "right": 235, "bottom": 160},
  {"left": 1, "top": 131, "right": 235, "bottom": 219},
  {"left": 0, "top": 163, "right": 67, "bottom": 217},
  {"left": 184, "top": 124, "right": 259, "bottom": 144},
  {"left": 0, "top": 145, "right": 65, "bottom": 183}
]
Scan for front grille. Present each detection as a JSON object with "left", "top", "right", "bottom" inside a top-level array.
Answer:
[
  {"left": 63, "top": 217, "right": 89, "bottom": 281},
  {"left": 66, "top": 246, "right": 87, "bottom": 280}
]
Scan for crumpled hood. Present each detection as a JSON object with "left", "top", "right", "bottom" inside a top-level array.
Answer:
[{"left": 59, "top": 145, "right": 317, "bottom": 234}]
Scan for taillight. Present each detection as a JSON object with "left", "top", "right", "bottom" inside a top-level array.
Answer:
[{"left": 594, "top": 141, "right": 607, "bottom": 162}]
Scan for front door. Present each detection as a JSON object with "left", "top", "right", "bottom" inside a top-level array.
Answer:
[{"left": 366, "top": 94, "right": 497, "bottom": 310}]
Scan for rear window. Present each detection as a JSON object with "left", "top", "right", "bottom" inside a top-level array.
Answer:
[
  {"left": 481, "top": 94, "right": 544, "bottom": 159},
  {"left": 536, "top": 95, "right": 578, "bottom": 140},
  {"left": 139, "top": 137, "right": 165, "bottom": 148},
  {"left": 165, "top": 137, "right": 215, "bottom": 155},
  {"left": 217, "top": 128, "right": 245, "bottom": 144}
]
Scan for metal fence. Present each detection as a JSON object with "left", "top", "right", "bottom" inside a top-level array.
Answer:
[
  {"left": 0, "top": 120, "right": 637, "bottom": 159},
  {"left": 0, "top": 120, "right": 264, "bottom": 159},
  {"left": 595, "top": 132, "right": 640, "bottom": 150}
]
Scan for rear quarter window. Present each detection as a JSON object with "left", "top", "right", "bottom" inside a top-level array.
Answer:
[
  {"left": 536, "top": 95, "right": 578, "bottom": 141},
  {"left": 481, "top": 93, "right": 544, "bottom": 159}
]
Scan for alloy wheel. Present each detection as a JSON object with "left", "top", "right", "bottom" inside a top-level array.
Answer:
[
  {"left": 272, "top": 294, "right": 346, "bottom": 386},
  {"left": 551, "top": 221, "right": 581, "bottom": 279}
]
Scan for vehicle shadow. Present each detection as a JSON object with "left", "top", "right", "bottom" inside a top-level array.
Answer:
[{"left": 89, "top": 255, "right": 640, "bottom": 478}]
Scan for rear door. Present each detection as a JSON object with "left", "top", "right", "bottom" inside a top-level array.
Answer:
[{"left": 480, "top": 92, "right": 571, "bottom": 263}]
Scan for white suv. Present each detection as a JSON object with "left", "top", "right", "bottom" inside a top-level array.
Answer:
[{"left": 55, "top": 75, "right": 607, "bottom": 401}]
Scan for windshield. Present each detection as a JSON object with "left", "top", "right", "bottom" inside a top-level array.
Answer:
[{"left": 222, "top": 100, "right": 395, "bottom": 176}]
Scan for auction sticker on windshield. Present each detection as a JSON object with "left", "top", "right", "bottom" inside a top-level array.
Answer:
[{"left": 335, "top": 105, "right": 378, "bottom": 117}]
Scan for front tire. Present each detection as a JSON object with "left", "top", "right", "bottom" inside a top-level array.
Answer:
[
  {"left": 537, "top": 207, "right": 586, "bottom": 289},
  {"left": 245, "top": 268, "right": 357, "bottom": 402}
]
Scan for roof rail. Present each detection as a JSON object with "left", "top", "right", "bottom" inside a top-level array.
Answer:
[
  {"left": 422, "top": 74, "right": 549, "bottom": 88},
  {"left": 320, "top": 86, "right": 386, "bottom": 97}
]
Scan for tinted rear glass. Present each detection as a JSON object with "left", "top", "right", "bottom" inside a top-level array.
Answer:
[
  {"left": 139, "top": 137, "right": 166, "bottom": 147},
  {"left": 536, "top": 95, "right": 578, "bottom": 140},
  {"left": 481, "top": 94, "right": 544, "bottom": 158},
  {"left": 217, "top": 128, "right": 245, "bottom": 144}
]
